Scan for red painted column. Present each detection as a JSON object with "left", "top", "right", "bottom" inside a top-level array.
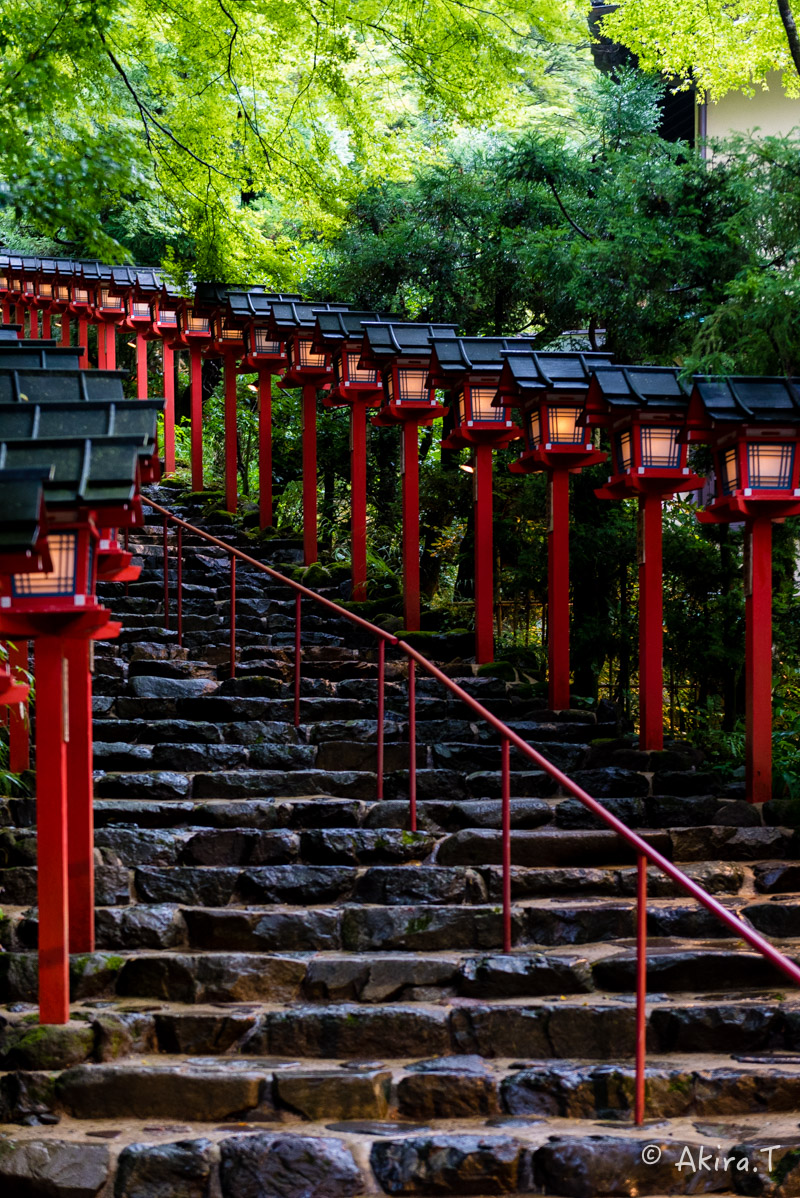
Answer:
[
  {"left": 350, "top": 403, "right": 368, "bottom": 601},
  {"left": 14, "top": 302, "right": 25, "bottom": 327},
  {"left": 548, "top": 469, "right": 571, "bottom": 710},
  {"left": 224, "top": 350, "right": 238, "bottom": 513},
  {"left": 638, "top": 493, "right": 664, "bottom": 750},
  {"left": 97, "top": 322, "right": 106, "bottom": 370},
  {"left": 258, "top": 371, "right": 273, "bottom": 530},
  {"left": 302, "top": 382, "right": 318, "bottom": 564},
  {"left": 60, "top": 313, "right": 71, "bottom": 348},
  {"left": 1, "top": 300, "right": 10, "bottom": 323},
  {"left": 163, "top": 341, "right": 175, "bottom": 474},
  {"left": 8, "top": 640, "right": 29, "bottom": 773},
  {"left": 190, "top": 346, "right": 204, "bottom": 490},
  {"left": 105, "top": 323, "right": 116, "bottom": 370},
  {"left": 42, "top": 311, "right": 52, "bottom": 339},
  {"left": 474, "top": 443, "right": 495, "bottom": 663},
  {"left": 401, "top": 420, "right": 421, "bottom": 631},
  {"left": 28, "top": 309, "right": 38, "bottom": 339},
  {"left": 136, "top": 332, "right": 148, "bottom": 398},
  {"left": 746, "top": 517, "right": 773, "bottom": 803},
  {"left": 78, "top": 316, "right": 89, "bottom": 368},
  {"left": 65, "top": 638, "right": 94, "bottom": 953},
  {"left": 34, "top": 636, "right": 70, "bottom": 1025}
]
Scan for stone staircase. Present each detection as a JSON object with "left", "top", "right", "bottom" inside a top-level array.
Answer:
[{"left": 1, "top": 481, "right": 799, "bottom": 1196}]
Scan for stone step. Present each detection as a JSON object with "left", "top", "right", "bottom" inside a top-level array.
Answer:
[{"left": 0, "top": 1118, "right": 787, "bottom": 1198}]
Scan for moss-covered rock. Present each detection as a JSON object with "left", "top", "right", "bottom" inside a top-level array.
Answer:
[
  {"left": 0, "top": 1021, "right": 95, "bottom": 1070},
  {"left": 301, "top": 562, "right": 333, "bottom": 588}
]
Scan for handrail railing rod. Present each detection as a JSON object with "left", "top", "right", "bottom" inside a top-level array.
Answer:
[{"left": 143, "top": 498, "right": 800, "bottom": 991}]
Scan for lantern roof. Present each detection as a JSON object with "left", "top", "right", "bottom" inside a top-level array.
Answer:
[
  {"left": 495, "top": 350, "right": 615, "bottom": 404},
  {"left": 268, "top": 300, "right": 352, "bottom": 334},
  {"left": 227, "top": 291, "right": 304, "bottom": 323},
  {"left": 53, "top": 259, "right": 78, "bottom": 280},
  {"left": 0, "top": 367, "right": 127, "bottom": 404},
  {"left": 312, "top": 310, "right": 398, "bottom": 354},
  {"left": 157, "top": 276, "right": 185, "bottom": 304},
  {"left": 0, "top": 400, "right": 161, "bottom": 455},
  {"left": 38, "top": 258, "right": 58, "bottom": 279},
  {"left": 0, "top": 435, "right": 143, "bottom": 507},
  {"left": 193, "top": 283, "right": 266, "bottom": 314},
  {"left": 0, "top": 466, "right": 51, "bottom": 556},
  {"left": 584, "top": 365, "right": 691, "bottom": 425},
  {"left": 689, "top": 376, "right": 800, "bottom": 425},
  {"left": 428, "top": 335, "right": 538, "bottom": 388},
  {"left": 0, "top": 346, "right": 84, "bottom": 370},
  {"left": 359, "top": 321, "right": 459, "bottom": 369}
]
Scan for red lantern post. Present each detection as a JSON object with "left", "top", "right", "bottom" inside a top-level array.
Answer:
[
  {"left": 495, "top": 351, "right": 612, "bottom": 709},
  {"left": 583, "top": 366, "right": 705, "bottom": 749},
  {"left": 430, "top": 337, "right": 528, "bottom": 661},
  {"left": 314, "top": 310, "right": 394, "bottom": 599},
  {"left": 361, "top": 322, "right": 458, "bottom": 629},
  {"left": 687, "top": 376, "right": 800, "bottom": 802},
  {"left": 270, "top": 301, "right": 352, "bottom": 565},
  {"left": 172, "top": 297, "right": 214, "bottom": 490}
]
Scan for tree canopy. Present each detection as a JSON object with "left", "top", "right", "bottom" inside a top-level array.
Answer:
[{"left": 0, "top": 0, "right": 592, "bottom": 275}]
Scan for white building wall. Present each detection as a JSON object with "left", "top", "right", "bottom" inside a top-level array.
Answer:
[{"left": 700, "top": 74, "right": 800, "bottom": 141}]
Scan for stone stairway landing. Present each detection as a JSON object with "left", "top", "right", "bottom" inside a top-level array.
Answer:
[{"left": 1, "top": 482, "right": 799, "bottom": 1197}]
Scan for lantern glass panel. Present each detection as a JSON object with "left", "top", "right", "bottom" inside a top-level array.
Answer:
[
  {"left": 469, "top": 386, "right": 501, "bottom": 421},
  {"left": 57, "top": 285, "right": 70, "bottom": 301},
  {"left": 346, "top": 351, "right": 378, "bottom": 384},
  {"left": 24, "top": 282, "right": 34, "bottom": 295},
  {"left": 747, "top": 441, "right": 795, "bottom": 489},
  {"left": 39, "top": 283, "right": 52, "bottom": 299},
  {"left": 616, "top": 430, "right": 633, "bottom": 471},
  {"left": 524, "top": 409, "right": 541, "bottom": 450},
  {"left": 254, "top": 329, "right": 282, "bottom": 355},
  {"left": 640, "top": 425, "right": 681, "bottom": 468},
  {"left": 74, "top": 288, "right": 90, "bottom": 304},
  {"left": 187, "top": 314, "right": 210, "bottom": 333},
  {"left": 219, "top": 323, "right": 243, "bottom": 342},
  {"left": 12, "top": 532, "right": 77, "bottom": 596},
  {"left": 101, "top": 289, "right": 123, "bottom": 310},
  {"left": 158, "top": 305, "right": 177, "bottom": 326},
  {"left": 548, "top": 406, "right": 583, "bottom": 444},
  {"left": 131, "top": 301, "right": 150, "bottom": 319},
  {"left": 719, "top": 447, "right": 739, "bottom": 494},
  {"left": 297, "top": 338, "right": 326, "bottom": 369},
  {"left": 455, "top": 388, "right": 467, "bottom": 425},
  {"left": 396, "top": 367, "right": 429, "bottom": 402}
]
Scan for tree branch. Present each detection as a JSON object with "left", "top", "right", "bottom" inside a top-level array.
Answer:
[
  {"left": 546, "top": 179, "right": 594, "bottom": 242},
  {"left": 778, "top": 0, "right": 800, "bottom": 78}
]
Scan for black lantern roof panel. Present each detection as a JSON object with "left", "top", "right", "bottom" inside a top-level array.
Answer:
[
  {"left": 21, "top": 257, "right": 40, "bottom": 276},
  {"left": 0, "top": 346, "right": 84, "bottom": 370},
  {"left": 268, "top": 300, "right": 352, "bottom": 333},
  {"left": 193, "top": 283, "right": 267, "bottom": 313},
  {"left": 226, "top": 291, "right": 304, "bottom": 322},
  {"left": 312, "top": 310, "right": 396, "bottom": 352},
  {"left": 0, "top": 435, "right": 142, "bottom": 506},
  {"left": 590, "top": 365, "right": 691, "bottom": 413},
  {"left": 0, "top": 400, "right": 161, "bottom": 452},
  {"left": 691, "top": 376, "right": 800, "bottom": 422},
  {"left": 360, "top": 321, "right": 459, "bottom": 363},
  {"left": 0, "top": 368, "right": 127, "bottom": 405},
  {"left": 0, "top": 466, "right": 50, "bottom": 555},
  {"left": 110, "top": 266, "right": 139, "bottom": 290},
  {"left": 53, "top": 259, "right": 78, "bottom": 279},
  {"left": 499, "top": 350, "right": 615, "bottom": 395},
  {"left": 429, "top": 335, "right": 539, "bottom": 381},
  {"left": 38, "top": 258, "right": 58, "bottom": 279}
]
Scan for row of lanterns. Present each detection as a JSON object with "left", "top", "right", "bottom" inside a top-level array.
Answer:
[
  {"left": 3, "top": 253, "right": 800, "bottom": 809},
  {"left": 0, "top": 309, "right": 162, "bottom": 1024}
]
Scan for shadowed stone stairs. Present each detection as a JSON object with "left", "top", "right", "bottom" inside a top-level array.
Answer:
[{"left": 1, "top": 482, "right": 800, "bottom": 1196}]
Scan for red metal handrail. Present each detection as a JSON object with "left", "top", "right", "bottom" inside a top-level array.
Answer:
[{"left": 144, "top": 497, "right": 800, "bottom": 1126}]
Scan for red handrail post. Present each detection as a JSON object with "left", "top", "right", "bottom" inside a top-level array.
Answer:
[
  {"left": 746, "top": 517, "right": 773, "bottom": 803},
  {"left": 501, "top": 736, "right": 511, "bottom": 953},
  {"left": 635, "top": 853, "right": 648, "bottom": 1125},
  {"left": 376, "top": 638, "right": 386, "bottom": 800},
  {"left": 9, "top": 639, "right": 30, "bottom": 773},
  {"left": 294, "top": 592, "right": 302, "bottom": 727},
  {"left": 35, "top": 636, "right": 70, "bottom": 1025},
  {"left": 162, "top": 518, "right": 169, "bottom": 630},
  {"left": 229, "top": 554, "right": 237, "bottom": 679},
  {"left": 302, "top": 382, "right": 318, "bottom": 565},
  {"left": 548, "top": 469, "right": 571, "bottom": 710},
  {"left": 176, "top": 526, "right": 183, "bottom": 647},
  {"left": 190, "top": 345, "right": 204, "bottom": 490},
  {"left": 258, "top": 370, "right": 273, "bottom": 530},
  {"left": 408, "top": 657, "right": 417, "bottom": 831},
  {"left": 638, "top": 494, "right": 664, "bottom": 750}
]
